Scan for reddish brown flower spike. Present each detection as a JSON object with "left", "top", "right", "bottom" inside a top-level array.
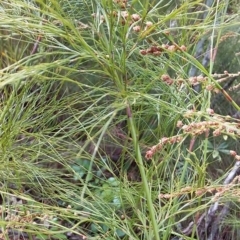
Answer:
[
  {"left": 145, "top": 150, "right": 153, "bottom": 160},
  {"left": 133, "top": 25, "right": 141, "bottom": 32},
  {"left": 206, "top": 108, "right": 214, "bottom": 115},
  {"left": 168, "top": 45, "right": 176, "bottom": 52},
  {"left": 139, "top": 50, "right": 147, "bottom": 55},
  {"left": 161, "top": 74, "right": 171, "bottom": 81},
  {"left": 206, "top": 84, "right": 214, "bottom": 91},
  {"left": 150, "top": 46, "right": 158, "bottom": 52},
  {"left": 162, "top": 44, "right": 169, "bottom": 49},
  {"left": 145, "top": 21, "right": 153, "bottom": 28},
  {"left": 180, "top": 45, "right": 187, "bottom": 51},
  {"left": 160, "top": 137, "right": 169, "bottom": 144},
  {"left": 131, "top": 14, "right": 141, "bottom": 22},
  {"left": 121, "top": 11, "right": 128, "bottom": 18},
  {"left": 146, "top": 48, "right": 153, "bottom": 54},
  {"left": 213, "top": 129, "right": 221, "bottom": 136}
]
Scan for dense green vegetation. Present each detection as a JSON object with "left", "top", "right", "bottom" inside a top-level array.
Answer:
[{"left": 0, "top": 0, "right": 240, "bottom": 239}]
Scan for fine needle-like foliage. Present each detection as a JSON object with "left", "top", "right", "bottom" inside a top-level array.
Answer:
[{"left": 0, "top": 0, "right": 240, "bottom": 239}]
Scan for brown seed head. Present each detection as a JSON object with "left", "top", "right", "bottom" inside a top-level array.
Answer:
[
  {"left": 206, "top": 84, "right": 215, "bottom": 91},
  {"left": 161, "top": 74, "right": 171, "bottom": 81},
  {"left": 189, "top": 76, "right": 198, "bottom": 85},
  {"left": 112, "top": 11, "right": 118, "bottom": 17},
  {"left": 195, "top": 189, "right": 206, "bottom": 196},
  {"left": 139, "top": 50, "right": 147, "bottom": 55},
  {"left": 121, "top": 11, "right": 129, "bottom": 18},
  {"left": 145, "top": 21, "right": 153, "bottom": 28},
  {"left": 146, "top": 48, "right": 153, "bottom": 54},
  {"left": 213, "top": 129, "right": 221, "bottom": 136},
  {"left": 168, "top": 45, "right": 176, "bottom": 52},
  {"left": 169, "top": 137, "right": 178, "bottom": 144},
  {"left": 179, "top": 45, "right": 187, "bottom": 51},
  {"left": 162, "top": 44, "right": 169, "bottom": 49},
  {"left": 183, "top": 110, "right": 195, "bottom": 118},
  {"left": 197, "top": 75, "right": 205, "bottom": 82},
  {"left": 180, "top": 186, "right": 192, "bottom": 192},
  {"left": 131, "top": 14, "right": 141, "bottom": 22},
  {"left": 145, "top": 150, "right": 153, "bottom": 159},
  {"left": 150, "top": 45, "right": 160, "bottom": 52},
  {"left": 176, "top": 136, "right": 183, "bottom": 142},
  {"left": 133, "top": 25, "right": 141, "bottom": 32},
  {"left": 160, "top": 137, "right": 169, "bottom": 144},
  {"left": 120, "top": 2, "right": 126, "bottom": 8},
  {"left": 182, "top": 125, "right": 192, "bottom": 132},
  {"left": 206, "top": 108, "right": 214, "bottom": 115}
]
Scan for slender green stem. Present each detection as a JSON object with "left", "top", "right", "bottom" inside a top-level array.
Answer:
[{"left": 126, "top": 104, "right": 160, "bottom": 240}]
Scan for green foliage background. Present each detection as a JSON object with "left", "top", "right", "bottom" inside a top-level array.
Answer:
[{"left": 0, "top": 0, "right": 239, "bottom": 239}]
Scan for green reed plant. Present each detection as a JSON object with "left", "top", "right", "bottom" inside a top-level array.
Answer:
[{"left": 0, "top": 0, "right": 239, "bottom": 239}]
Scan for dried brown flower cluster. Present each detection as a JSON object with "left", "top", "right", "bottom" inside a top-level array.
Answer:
[
  {"left": 92, "top": 8, "right": 142, "bottom": 26},
  {"left": 219, "top": 31, "right": 238, "bottom": 43},
  {"left": 181, "top": 109, "right": 240, "bottom": 135},
  {"left": 114, "top": 0, "right": 128, "bottom": 9},
  {"left": 91, "top": 0, "right": 142, "bottom": 27},
  {"left": 160, "top": 72, "right": 240, "bottom": 92},
  {"left": 112, "top": 11, "right": 141, "bottom": 25},
  {"left": 161, "top": 74, "right": 175, "bottom": 85},
  {"left": 145, "top": 135, "right": 183, "bottom": 159},
  {"left": 160, "top": 74, "right": 208, "bottom": 87},
  {"left": 145, "top": 108, "right": 240, "bottom": 160},
  {"left": 140, "top": 44, "right": 187, "bottom": 57},
  {"left": 178, "top": 112, "right": 240, "bottom": 138},
  {"left": 159, "top": 185, "right": 217, "bottom": 199},
  {"left": 132, "top": 21, "right": 154, "bottom": 33},
  {"left": 159, "top": 175, "right": 240, "bottom": 202}
]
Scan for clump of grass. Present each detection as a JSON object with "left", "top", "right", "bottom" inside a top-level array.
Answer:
[{"left": 0, "top": 0, "right": 239, "bottom": 239}]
